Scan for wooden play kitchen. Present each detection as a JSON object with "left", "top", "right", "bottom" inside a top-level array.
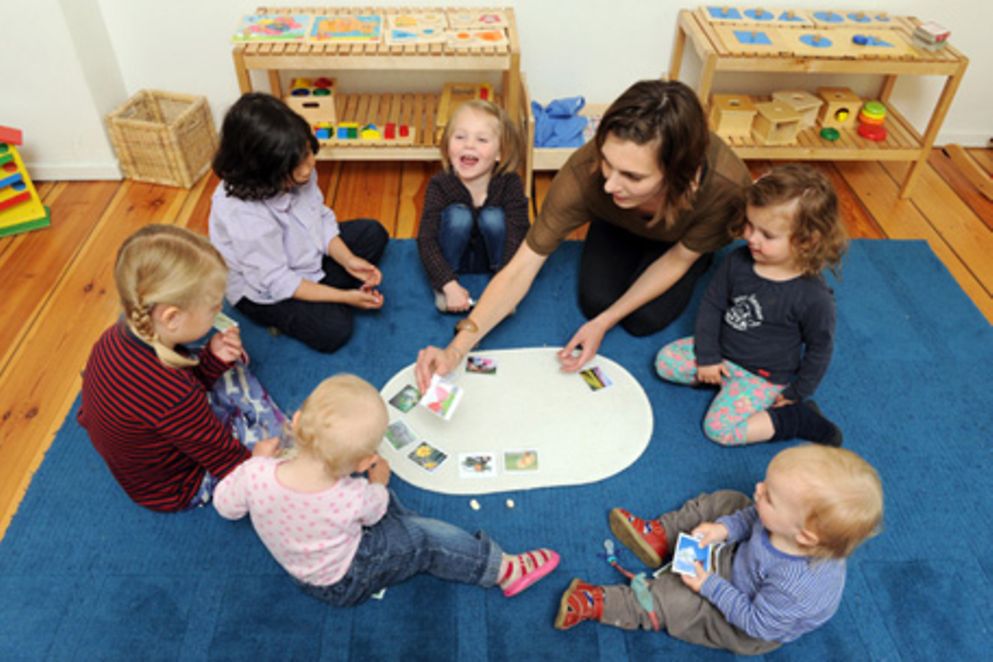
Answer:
[
  {"left": 669, "top": 7, "right": 969, "bottom": 197},
  {"left": 231, "top": 7, "right": 525, "bottom": 162}
]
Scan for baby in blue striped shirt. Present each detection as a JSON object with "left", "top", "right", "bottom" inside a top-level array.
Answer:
[{"left": 554, "top": 445, "right": 883, "bottom": 655}]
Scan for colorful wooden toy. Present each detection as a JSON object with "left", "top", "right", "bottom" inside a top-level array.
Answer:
[
  {"left": 709, "top": 93, "right": 758, "bottom": 139},
  {"left": 285, "top": 78, "right": 337, "bottom": 126},
  {"left": 817, "top": 87, "right": 862, "bottom": 130},
  {"left": 0, "top": 128, "right": 50, "bottom": 237}
]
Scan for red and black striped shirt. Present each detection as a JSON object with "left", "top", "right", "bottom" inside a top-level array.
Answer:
[{"left": 78, "top": 322, "right": 250, "bottom": 512}]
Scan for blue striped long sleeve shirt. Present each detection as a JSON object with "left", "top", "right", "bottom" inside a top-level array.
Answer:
[{"left": 699, "top": 506, "right": 845, "bottom": 643}]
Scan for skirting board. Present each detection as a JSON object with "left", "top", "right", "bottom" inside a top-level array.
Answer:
[{"left": 24, "top": 161, "right": 123, "bottom": 182}]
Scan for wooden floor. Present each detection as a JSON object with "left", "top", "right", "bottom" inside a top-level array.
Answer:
[{"left": 1, "top": 150, "right": 991, "bottom": 540}]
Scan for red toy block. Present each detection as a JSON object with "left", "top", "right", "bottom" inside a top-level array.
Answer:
[
  {"left": 480, "top": 87, "right": 490, "bottom": 100},
  {"left": 0, "top": 190, "right": 30, "bottom": 212},
  {"left": 385, "top": 123, "right": 396, "bottom": 140},
  {"left": 399, "top": 125, "right": 410, "bottom": 138},
  {"left": 0, "top": 126, "right": 23, "bottom": 146}
]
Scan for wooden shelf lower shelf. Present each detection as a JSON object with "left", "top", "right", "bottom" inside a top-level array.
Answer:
[
  {"left": 722, "top": 108, "right": 924, "bottom": 161},
  {"left": 315, "top": 92, "right": 440, "bottom": 161}
]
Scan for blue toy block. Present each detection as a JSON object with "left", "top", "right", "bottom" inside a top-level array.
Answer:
[{"left": 0, "top": 172, "right": 24, "bottom": 189}]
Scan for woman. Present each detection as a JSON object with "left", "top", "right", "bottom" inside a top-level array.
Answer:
[{"left": 415, "top": 80, "right": 750, "bottom": 390}]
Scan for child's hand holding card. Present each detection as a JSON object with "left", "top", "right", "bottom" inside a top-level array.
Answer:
[{"left": 672, "top": 532, "right": 714, "bottom": 577}]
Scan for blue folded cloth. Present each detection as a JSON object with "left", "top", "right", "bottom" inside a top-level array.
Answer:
[{"left": 531, "top": 96, "right": 589, "bottom": 148}]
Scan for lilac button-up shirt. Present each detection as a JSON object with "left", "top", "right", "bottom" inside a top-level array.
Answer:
[{"left": 208, "top": 171, "right": 340, "bottom": 305}]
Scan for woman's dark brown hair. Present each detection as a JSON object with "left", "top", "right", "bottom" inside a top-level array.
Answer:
[{"left": 595, "top": 80, "right": 710, "bottom": 225}]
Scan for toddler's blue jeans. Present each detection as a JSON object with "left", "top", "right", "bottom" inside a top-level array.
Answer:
[{"left": 299, "top": 491, "right": 504, "bottom": 606}]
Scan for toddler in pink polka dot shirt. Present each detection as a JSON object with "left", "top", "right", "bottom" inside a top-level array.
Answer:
[{"left": 214, "top": 373, "right": 559, "bottom": 606}]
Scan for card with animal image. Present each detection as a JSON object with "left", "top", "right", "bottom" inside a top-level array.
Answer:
[
  {"left": 466, "top": 355, "right": 497, "bottom": 375},
  {"left": 458, "top": 452, "right": 497, "bottom": 478},
  {"left": 408, "top": 441, "right": 448, "bottom": 471},
  {"left": 384, "top": 420, "right": 417, "bottom": 450},
  {"left": 503, "top": 449, "right": 539, "bottom": 472},
  {"left": 671, "top": 532, "right": 714, "bottom": 577},
  {"left": 419, "top": 374, "right": 463, "bottom": 421},
  {"left": 579, "top": 366, "right": 613, "bottom": 391},
  {"left": 389, "top": 385, "right": 420, "bottom": 413}
]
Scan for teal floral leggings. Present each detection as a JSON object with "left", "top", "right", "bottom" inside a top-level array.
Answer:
[{"left": 656, "top": 337, "right": 785, "bottom": 446}]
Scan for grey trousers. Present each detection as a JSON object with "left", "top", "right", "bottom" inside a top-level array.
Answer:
[{"left": 600, "top": 490, "right": 781, "bottom": 655}]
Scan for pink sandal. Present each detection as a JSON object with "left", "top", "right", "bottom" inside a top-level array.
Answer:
[{"left": 501, "top": 548, "right": 560, "bottom": 597}]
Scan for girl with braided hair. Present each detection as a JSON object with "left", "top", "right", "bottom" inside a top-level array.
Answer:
[{"left": 79, "top": 225, "right": 280, "bottom": 512}]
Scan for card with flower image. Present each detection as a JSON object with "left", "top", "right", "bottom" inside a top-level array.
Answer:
[
  {"left": 408, "top": 441, "right": 448, "bottom": 471},
  {"left": 419, "top": 374, "right": 463, "bottom": 420}
]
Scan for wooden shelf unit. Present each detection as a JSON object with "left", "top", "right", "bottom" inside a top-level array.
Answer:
[
  {"left": 668, "top": 8, "right": 969, "bottom": 197},
  {"left": 232, "top": 6, "right": 522, "bottom": 162}
]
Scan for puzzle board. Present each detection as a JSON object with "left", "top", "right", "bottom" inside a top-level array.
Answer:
[{"left": 714, "top": 24, "right": 917, "bottom": 58}]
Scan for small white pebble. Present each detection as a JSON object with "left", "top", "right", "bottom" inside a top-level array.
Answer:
[
  {"left": 469, "top": 499, "right": 481, "bottom": 510},
  {"left": 505, "top": 498, "right": 515, "bottom": 509}
]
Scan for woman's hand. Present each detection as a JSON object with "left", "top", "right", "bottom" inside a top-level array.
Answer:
[
  {"left": 415, "top": 345, "right": 462, "bottom": 393},
  {"left": 344, "top": 255, "right": 382, "bottom": 288},
  {"left": 696, "top": 363, "right": 728, "bottom": 385},
  {"left": 558, "top": 318, "right": 609, "bottom": 372},
  {"left": 342, "top": 287, "right": 384, "bottom": 310},
  {"left": 441, "top": 280, "right": 472, "bottom": 313},
  {"left": 209, "top": 326, "right": 244, "bottom": 364}
]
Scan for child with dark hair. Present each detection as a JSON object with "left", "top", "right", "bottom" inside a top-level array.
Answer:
[
  {"left": 656, "top": 164, "right": 849, "bottom": 446},
  {"left": 209, "top": 93, "right": 388, "bottom": 354}
]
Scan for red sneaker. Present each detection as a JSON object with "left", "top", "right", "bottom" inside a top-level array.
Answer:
[
  {"left": 554, "top": 579, "right": 604, "bottom": 630},
  {"left": 609, "top": 507, "right": 669, "bottom": 568}
]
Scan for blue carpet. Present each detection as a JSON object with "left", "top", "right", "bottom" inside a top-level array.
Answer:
[{"left": 2, "top": 239, "right": 992, "bottom": 661}]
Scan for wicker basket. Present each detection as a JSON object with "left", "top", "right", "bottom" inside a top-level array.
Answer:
[{"left": 106, "top": 90, "right": 218, "bottom": 188}]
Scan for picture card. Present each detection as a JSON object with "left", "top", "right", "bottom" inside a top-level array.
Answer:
[
  {"left": 408, "top": 441, "right": 448, "bottom": 471},
  {"left": 384, "top": 420, "right": 417, "bottom": 450},
  {"left": 213, "top": 310, "right": 239, "bottom": 332},
  {"left": 419, "top": 374, "right": 463, "bottom": 421},
  {"left": 503, "top": 449, "right": 539, "bottom": 472},
  {"left": 466, "top": 355, "right": 497, "bottom": 375},
  {"left": 389, "top": 385, "right": 420, "bottom": 413},
  {"left": 672, "top": 533, "right": 714, "bottom": 576},
  {"left": 580, "top": 366, "right": 613, "bottom": 391},
  {"left": 458, "top": 452, "right": 497, "bottom": 478}
]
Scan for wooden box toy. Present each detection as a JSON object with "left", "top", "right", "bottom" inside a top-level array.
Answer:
[
  {"left": 106, "top": 90, "right": 218, "bottom": 188},
  {"left": 771, "top": 90, "right": 823, "bottom": 129},
  {"left": 285, "top": 77, "right": 338, "bottom": 126},
  {"left": 709, "top": 94, "right": 758, "bottom": 139},
  {"left": 752, "top": 101, "right": 801, "bottom": 145},
  {"left": 817, "top": 87, "right": 862, "bottom": 130}
]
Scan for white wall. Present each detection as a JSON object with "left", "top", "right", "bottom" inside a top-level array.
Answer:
[{"left": 2, "top": 0, "right": 990, "bottom": 179}]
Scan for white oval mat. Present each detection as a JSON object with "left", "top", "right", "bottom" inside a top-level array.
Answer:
[{"left": 379, "top": 347, "right": 653, "bottom": 495}]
